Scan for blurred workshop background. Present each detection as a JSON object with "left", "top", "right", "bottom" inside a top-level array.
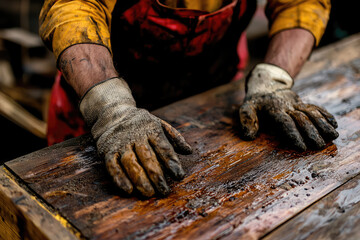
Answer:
[{"left": 0, "top": 0, "right": 358, "bottom": 164}]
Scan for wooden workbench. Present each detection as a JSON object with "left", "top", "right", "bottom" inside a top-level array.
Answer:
[{"left": 1, "top": 34, "right": 360, "bottom": 240}]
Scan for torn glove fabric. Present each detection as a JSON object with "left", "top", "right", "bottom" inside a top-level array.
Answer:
[
  {"left": 239, "top": 63, "right": 338, "bottom": 151},
  {"left": 80, "top": 78, "right": 192, "bottom": 197}
]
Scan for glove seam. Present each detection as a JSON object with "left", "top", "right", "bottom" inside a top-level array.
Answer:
[{"left": 79, "top": 76, "right": 120, "bottom": 105}]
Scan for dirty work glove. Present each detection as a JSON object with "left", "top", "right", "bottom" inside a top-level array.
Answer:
[
  {"left": 239, "top": 63, "right": 339, "bottom": 151},
  {"left": 80, "top": 78, "right": 192, "bottom": 197}
]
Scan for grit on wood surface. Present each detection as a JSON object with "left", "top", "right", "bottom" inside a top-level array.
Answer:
[
  {"left": 5, "top": 34, "right": 360, "bottom": 239},
  {"left": 265, "top": 174, "right": 360, "bottom": 240},
  {"left": 0, "top": 167, "right": 80, "bottom": 240}
]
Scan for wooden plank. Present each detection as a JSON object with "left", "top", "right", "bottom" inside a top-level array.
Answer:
[
  {"left": 0, "top": 90, "right": 47, "bottom": 138},
  {"left": 0, "top": 166, "right": 82, "bottom": 240},
  {"left": 4, "top": 34, "right": 360, "bottom": 239},
  {"left": 297, "top": 33, "right": 360, "bottom": 80},
  {"left": 264, "top": 174, "right": 360, "bottom": 240},
  {"left": 0, "top": 28, "right": 43, "bottom": 48},
  {"left": 0, "top": 59, "right": 15, "bottom": 87},
  {"left": 0, "top": 85, "right": 50, "bottom": 114}
]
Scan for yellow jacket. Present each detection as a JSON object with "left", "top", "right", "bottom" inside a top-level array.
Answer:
[{"left": 39, "top": 0, "right": 331, "bottom": 62}]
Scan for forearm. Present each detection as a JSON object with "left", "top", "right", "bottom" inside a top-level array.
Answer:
[
  {"left": 264, "top": 28, "right": 314, "bottom": 78},
  {"left": 59, "top": 44, "right": 118, "bottom": 97}
]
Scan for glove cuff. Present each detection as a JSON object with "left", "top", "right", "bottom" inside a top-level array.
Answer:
[
  {"left": 246, "top": 63, "right": 294, "bottom": 96},
  {"left": 79, "top": 77, "right": 136, "bottom": 126}
]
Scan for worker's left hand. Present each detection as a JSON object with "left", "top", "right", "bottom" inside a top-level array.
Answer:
[{"left": 238, "top": 63, "right": 339, "bottom": 151}]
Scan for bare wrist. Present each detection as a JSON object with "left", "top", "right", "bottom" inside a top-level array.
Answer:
[
  {"left": 264, "top": 29, "right": 314, "bottom": 78},
  {"left": 59, "top": 44, "right": 118, "bottom": 97}
]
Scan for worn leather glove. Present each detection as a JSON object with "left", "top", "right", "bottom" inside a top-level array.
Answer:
[
  {"left": 80, "top": 78, "right": 192, "bottom": 197},
  {"left": 239, "top": 63, "right": 339, "bottom": 151}
]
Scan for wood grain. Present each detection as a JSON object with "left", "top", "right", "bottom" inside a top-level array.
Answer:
[
  {"left": 264, "top": 174, "right": 360, "bottom": 240},
  {"left": 0, "top": 167, "right": 81, "bottom": 240},
  {"left": 296, "top": 34, "right": 360, "bottom": 80},
  {"left": 4, "top": 34, "right": 360, "bottom": 239}
]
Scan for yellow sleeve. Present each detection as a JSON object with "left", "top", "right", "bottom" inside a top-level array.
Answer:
[
  {"left": 265, "top": 0, "right": 331, "bottom": 46},
  {"left": 39, "top": 0, "right": 117, "bottom": 61}
]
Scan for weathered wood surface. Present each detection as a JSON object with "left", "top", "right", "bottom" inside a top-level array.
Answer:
[
  {"left": 0, "top": 167, "right": 81, "bottom": 240},
  {"left": 265, "top": 174, "right": 360, "bottom": 240},
  {"left": 3, "top": 34, "right": 360, "bottom": 239}
]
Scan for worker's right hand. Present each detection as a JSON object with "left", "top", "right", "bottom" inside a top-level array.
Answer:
[{"left": 80, "top": 78, "right": 192, "bottom": 197}]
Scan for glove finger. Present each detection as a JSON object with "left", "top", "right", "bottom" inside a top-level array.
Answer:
[
  {"left": 120, "top": 146, "right": 155, "bottom": 197},
  {"left": 149, "top": 133, "right": 185, "bottom": 180},
  {"left": 269, "top": 110, "right": 307, "bottom": 151},
  {"left": 289, "top": 110, "right": 326, "bottom": 149},
  {"left": 309, "top": 104, "right": 338, "bottom": 128},
  {"left": 238, "top": 101, "right": 259, "bottom": 140},
  {"left": 135, "top": 142, "right": 170, "bottom": 196},
  {"left": 105, "top": 152, "right": 133, "bottom": 194},
  {"left": 297, "top": 105, "right": 339, "bottom": 141},
  {"left": 160, "top": 119, "right": 193, "bottom": 154}
]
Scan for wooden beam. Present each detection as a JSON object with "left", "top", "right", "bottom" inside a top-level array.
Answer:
[
  {"left": 0, "top": 28, "right": 43, "bottom": 49},
  {"left": 0, "top": 60, "right": 15, "bottom": 87},
  {"left": 0, "top": 85, "right": 50, "bottom": 114},
  {"left": 0, "top": 90, "right": 47, "bottom": 138},
  {"left": 0, "top": 166, "right": 82, "bottom": 240}
]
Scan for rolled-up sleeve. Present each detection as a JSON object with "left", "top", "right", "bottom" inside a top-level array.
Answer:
[
  {"left": 265, "top": 0, "right": 331, "bottom": 46},
  {"left": 39, "top": 0, "right": 117, "bottom": 61}
]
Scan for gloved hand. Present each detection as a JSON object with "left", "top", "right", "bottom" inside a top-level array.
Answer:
[
  {"left": 239, "top": 63, "right": 339, "bottom": 151},
  {"left": 80, "top": 78, "right": 192, "bottom": 197}
]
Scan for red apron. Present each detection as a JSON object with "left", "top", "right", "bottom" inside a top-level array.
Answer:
[{"left": 47, "top": 0, "right": 256, "bottom": 145}]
